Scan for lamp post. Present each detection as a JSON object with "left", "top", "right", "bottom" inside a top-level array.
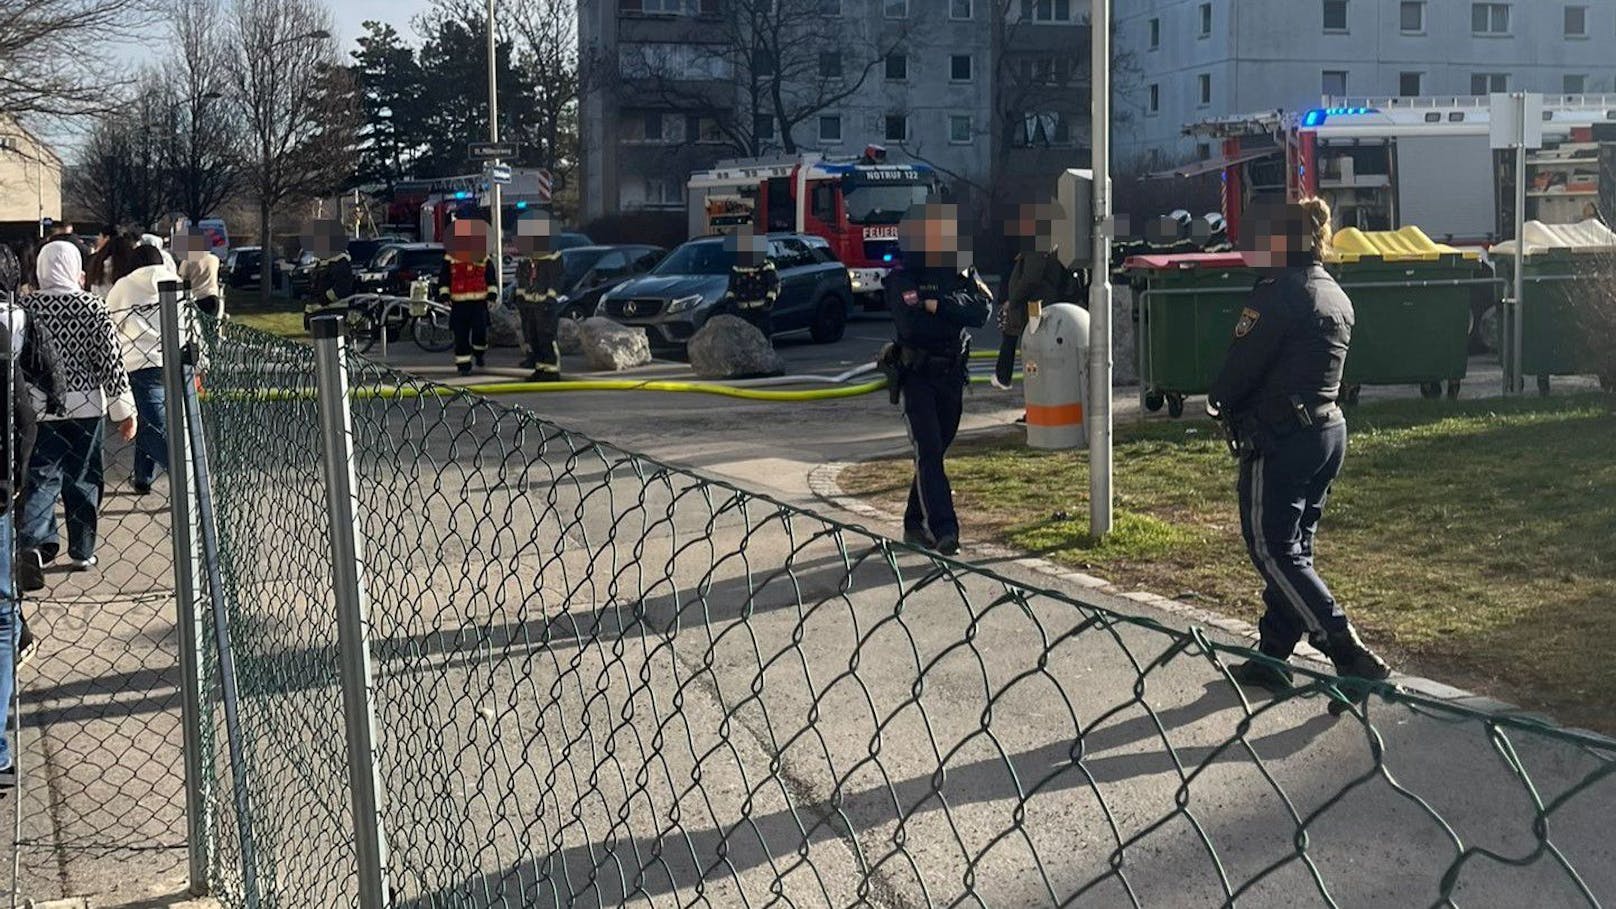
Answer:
[
  {"left": 1087, "top": 0, "right": 1114, "bottom": 538},
  {"left": 486, "top": 0, "right": 504, "bottom": 293}
]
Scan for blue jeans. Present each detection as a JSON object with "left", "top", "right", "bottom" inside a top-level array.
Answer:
[
  {"left": 0, "top": 517, "right": 16, "bottom": 770},
  {"left": 21, "top": 418, "right": 105, "bottom": 562},
  {"left": 130, "top": 367, "right": 169, "bottom": 488}
]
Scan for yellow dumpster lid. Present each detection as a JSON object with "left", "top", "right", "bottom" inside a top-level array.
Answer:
[
  {"left": 1491, "top": 219, "right": 1616, "bottom": 257},
  {"left": 1327, "top": 226, "right": 1479, "bottom": 263}
]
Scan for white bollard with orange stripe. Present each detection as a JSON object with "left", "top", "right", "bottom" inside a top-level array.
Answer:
[{"left": 1022, "top": 301, "right": 1090, "bottom": 450}]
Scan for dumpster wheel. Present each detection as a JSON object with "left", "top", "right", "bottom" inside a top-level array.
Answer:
[
  {"left": 1144, "top": 391, "right": 1166, "bottom": 413},
  {"left": 1446, "top": 380, "right": 1462, "bottom": 401},
  {"left": 1538, "top": 375, "right": 1552, "bottom": 397},
  {"left": 1166, "top": 394, "right": 1186, "bottom": 419},
  {"left": 1419, "top": 382, "right": 1443, "bottom": 400}
]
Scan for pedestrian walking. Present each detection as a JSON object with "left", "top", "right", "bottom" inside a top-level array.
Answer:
[
  {"left": 174, "top": 230, "right": 223, "bottom": 319},
  {"left": 512, "top": 212, "right": 565, "bottom": 382},
  {"left": 720, "top": 228, "right": 779, "bottom": 339},
  {"left": 438, "top": 220, "right": 497, "bottom": 377},
  {"left": 1209, "top": 197, "right": 1392, "bottom": 696},
  {"left": 994, "top": 200, "right": 1080, "bottom": 390},
  {"left": 17, "top": 242, "right": 137, "bottom": 575},
  {"left": 86, "top": 232, "right": 138, "bottom": 298},
  {"left": 882, "top": 203, "right": 993, "bottom": 556},
  {"left": 106, "top": 245, "right": 200, "bottom": 495}
]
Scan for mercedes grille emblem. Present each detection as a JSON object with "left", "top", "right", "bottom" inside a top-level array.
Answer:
[{"left": 624, "top": 301, "right": 639, "bottom": 317}]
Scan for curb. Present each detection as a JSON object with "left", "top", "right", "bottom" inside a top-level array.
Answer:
[{"left": 808, "top": 460, "right": 1530, "bottom": 720}]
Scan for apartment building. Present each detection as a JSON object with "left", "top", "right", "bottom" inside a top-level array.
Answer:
[
  {"left": 1117, "top": 0, "right": 1616, "bottom": 163},
  {"left": 0, "top": 116, "right": 62, "bottom": 241},
  {"left": 578, "top": 0, "right": 1092, "bottom": 224}
]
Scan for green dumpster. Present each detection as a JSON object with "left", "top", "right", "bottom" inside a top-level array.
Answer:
[
  {"left": 1491, "top": 220, "right": 1616, "bottom": 395},
  {"left": 1123, "top": 252, "right": 1257, "bottom": 418},
  {"left": 1327, "top": 226, "right": 1484, "bottom": 401}
]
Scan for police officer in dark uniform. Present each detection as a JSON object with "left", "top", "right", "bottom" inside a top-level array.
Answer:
[
  {"left": 302, "top": 220, "right": 355, "bottom": 327},
  {"left": 721, "top": 229, "right": 779, "bottom": 338},
  {"left": 883, "top": 203, "right": 992, "bottom": 556},
  {"left": 1209, "top": 197, "right": 1391, "bottom": 696}
]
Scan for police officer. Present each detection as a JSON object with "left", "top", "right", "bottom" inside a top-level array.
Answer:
[
  {"left": 1208, "top": 197, "right": 1391, "bottom": 696},
  {"left": 303, "top": 220, "right": 354, "bottom": 327},
  {"left": 513, "top": 212, "right": 566, "bottom": 382},
  {"left": 884, "top": 203, "right": 993, "bottom": 556},
  {"left": 721, "top": 228, "right": 779, "bottom": 338},
  {"left": 437, "top": 219, "right": 497, "bottom": 376}
]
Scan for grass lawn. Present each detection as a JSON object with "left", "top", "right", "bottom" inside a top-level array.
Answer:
[
  {"left": 227, "top": 307, "right": 308, "bottom": 340},
  {"left": 841, "top": 394, "right": 1616, "bottom": 734}
]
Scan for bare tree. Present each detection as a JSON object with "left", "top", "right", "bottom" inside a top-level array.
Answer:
[
  {"left": 226, "top": 0, "right": 358, "bottom": 301},
  {"left": 613, "top": 0, "right": 905, "bottom": 157},
  {"left": 507, "top": 0, "right": 580, "bottom": 204},
  {"left": 0, "top": 0, "right": 154, "bottom": 117},
  {"left": 171, "top": 0, "right": 241, "bottom": 222},
  {"left": 70, "top": 70, "right": 180, "bottom": 230}
]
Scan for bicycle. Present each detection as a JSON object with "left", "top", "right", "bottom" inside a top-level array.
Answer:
[{"left": 346, "top": 288, "right": 455, "bottom": 355}]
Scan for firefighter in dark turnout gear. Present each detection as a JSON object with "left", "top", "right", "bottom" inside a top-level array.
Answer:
[
  {"left": 438, "top": 219, "right": 497, "bottom": 376},
  {"left": 884, "top": 203, "right": 992, "bottom": 557},
  {"left": 1208, "top": 198, "right": 1392, "bottom": 698},
  {"left": 994, "top": 200, "right": 1083, "bottom": 389},
  {"left": 513, "top": 212, "right": 566, "bottom": 382},
  {"left": 721, "top": 229, "right": 779, "bottom": 338},
  {"left": 301, "top": 220, "right": 354, "bottom": 327}
]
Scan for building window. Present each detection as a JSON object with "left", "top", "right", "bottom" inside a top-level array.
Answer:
[
  {"left": 1016, "top": 56, "right": 1073, "bottom": 86},
  {"left": 692, "top": 116, "right": 725, "bottom": 144},
  {"left": 628, "top": 0, "right": 719, "bottom": 13},
  {"left": 1016, "top": 112, "right": 1070, "bottom": 147},
  {"left": 819, "top": 114, "right": 842, "bottom": 143},
  {"left": 1399, "top": 71, "right": 1423, "bottom": 96},
  {"left": 884, "top": 0, "right": 906, "bottom": 18},
  {"left": 1020, "top": 0, "right": 1071, "bottom": 22},
  {"left": 754, "top": 113, "right": 776, "bottom": 140},
  {"left": 885, "top": 54, "right": 907, "bottom": 81},
  {"left": 1471, "top": 72, "right": 1508, "bottom": 94},
  {"left": 884, "top": 115, "right": 909, "bottom": 142},
  {"left": 1564, "top": 73, "right": 1587, "bottom": 94},
  {"left": 1471, "top": 3, "right": 1510, "bottom": 35},
  {"left": 1149, "top": 17, "right": 1161, "bottom": 49},
  {"left": 645, "top": 177, "right": 682, "bottom": 207},
  {"left": 1564, "top": 5, "right": 1587, "bottom": 37},
  {"left": 819, "top": 52, "right": 842, "bottom": 78},
  {"left": 949, "top": 114, "right": 972, "bottom": 144},
  {"left": 1199, "top": 2, "right": 1213, "bottom": 37},
  {"left": 1322, "top": 70, "right": 1348, "bottom": 97},
  {"left": 951, "top": 0, "right": 972, "bottom": 19},
  {"left": 1400, "top": 1, "right": 1425, "bottom": 32},
  {"left": 1323, "top": 0, "right": 1348, "bottom": 31},
  {"left": 950, "top": 54, "right": 973, "bottom": 81},
  {"left": 817, "top": 0, "right": 841, "bottom": 13},
  {"left": 1198, "top": 73, "right": 1211, "bottom": 105},
  {"left": 1149, "top": 83, "right": 1160, "bottom": 114},
  {"left": 1196, "top": 143, "right": 1212, "bottom": 161}
]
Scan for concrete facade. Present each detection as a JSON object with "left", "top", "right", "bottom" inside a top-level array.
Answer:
[
  {"left": 0, "top": 117, "right": 63, "bottom": 237},
  {"left": 579, "top": 0, "right": 1091, "bottom": 227},
  {"left": 1117, "top": 0, "right": 1616, "bottom": 163}
]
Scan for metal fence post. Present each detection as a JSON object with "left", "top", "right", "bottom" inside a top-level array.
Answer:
[
  {"left": 310, "top": 314, "right": 391, "bottom": 908},
  {"left": 158, "top": 280, "right": 212, "bottom": 895}
]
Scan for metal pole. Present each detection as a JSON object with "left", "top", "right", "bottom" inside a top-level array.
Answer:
[
  {"left": 159, "top": 280, "right": 212, "bottom": 896},
  {"left": 1510, "top": 92, "right": 1527, "bottom": 396},
  {"left": 1087, "top": 0, "right": 1114, "bottom": 538},
  {"left": 310, "top": 315, "right": 391, "bottom": 909},
  {"left": 486, "top": 0, "right": 505, "bottom": 294}
]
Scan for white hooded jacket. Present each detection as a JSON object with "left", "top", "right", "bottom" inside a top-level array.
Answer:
[{"left": 105, "top": 263, "right": 204, "bottom": 374}]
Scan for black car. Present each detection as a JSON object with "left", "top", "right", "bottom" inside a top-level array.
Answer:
[
  {"left": 222, "top": 247, "right": 266, "bottom": 290},
  {"left": 359, "top": 243, "right": 447, "bottom": 296},
  {"left": 347, "top": 235, "right": 408, "bottom": 269},
  {"left": 596, "top": 233, "right": 853, "bottom": 351},
  {"left": 501, "top": 244, "right": 664, "bottom": 318}
]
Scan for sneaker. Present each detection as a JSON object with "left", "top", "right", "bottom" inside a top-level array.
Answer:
[
  {"left": 990, "top": 374, "right": 1013, "bottom": 391},
  {"left": 68, "top": 556, "right": 98, "bottom": 572},
  {"left": 902, "top": 527, "right": 933, "bottom": 548},
  {"left": 131, "top": 482, "right": 153, "bottom": 496},
  {"left": 1229, "top": 658, "right": 1294, "bottom": 695},
  {"left": 934, "top": 535, "right": 961, "bottom": 557},
  {"left": 17, "top": 550, "right": 44, "bottom": 593},
  {"left": 16, "top": 617, "right": 36, "bottom": 670}
]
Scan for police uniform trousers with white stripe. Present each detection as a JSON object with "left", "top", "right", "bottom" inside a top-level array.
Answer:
[
  {"left": 901, "top": 358, "right": 965, "bottom": 541},
  {"left": 1237, "top": 416, "right": 1351, "bottom": 657},
  {"left": 450, "top": 301, "right": 490, "bottom": 367}
]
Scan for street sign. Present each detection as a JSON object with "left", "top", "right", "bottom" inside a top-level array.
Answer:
[
  {"left": 1490, "top": 93, "right": 1544, "bottom": 150},
  {"left": 469, "top": 141, "right": 519, "bottom": 160},
  {"left": 486, "top": 163, "right": 512, "bottom": 185}
]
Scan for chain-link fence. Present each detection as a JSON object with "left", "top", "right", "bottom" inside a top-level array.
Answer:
[{"left": 177, "top": 319, "right": 1616, "bottom": 909}]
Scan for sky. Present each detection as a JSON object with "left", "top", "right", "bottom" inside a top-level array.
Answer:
[{"left": 332, "top": 0, "right": 433, "bottom": 47}]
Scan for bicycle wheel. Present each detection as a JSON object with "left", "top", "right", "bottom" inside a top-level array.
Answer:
[
  {"left": 350, "top": 311, "right": 381, "bottom": 354},
  {"left": 411, "top": 309, "right": 455, "bottom": 353}
]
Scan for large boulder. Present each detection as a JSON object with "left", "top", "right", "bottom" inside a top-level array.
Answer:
[
  {"left": 579, "top": 317, "right": 651, "bottom": 371},
  {"left": 488, "top": 303, "right": 522, "bottom": 348},
  {"left": 687, "top": 315, "right": 785, "bottom": 378},
  {"left": 558, "top": 317, "right": 583, "bottom": 355}
]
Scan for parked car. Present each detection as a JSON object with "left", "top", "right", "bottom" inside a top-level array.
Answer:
[
  {"left": 347, "top": 235, "right": 408, "bottom": 269},
  {"left": 289, "top": 249, "right": 319, "bottom": 297},
  {"left": 222, "top": 246, "right": 266, "bottom": 290},
  {"left": 500, "top": 244, "right": 665, "bottom": 318},
  {"left": 595, "top": 233, "right": 852, "bottom": 352},
  {"left": 360, "top": 242, "right": 447, "bottom": 297}
]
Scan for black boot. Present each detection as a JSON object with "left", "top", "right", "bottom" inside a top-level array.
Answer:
[
  {"left": 1229, "top": 640, "right": 1295, "bottom": 694},
  {"left": 1321, "top": 626, "right": 1391, "bottom": 681}
]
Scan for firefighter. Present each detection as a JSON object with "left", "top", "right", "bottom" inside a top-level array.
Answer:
[
  {"left": 303, "top": 219, "right": 354, "bottom": 328},
  {"left": 994, "top": 199, "right": 1082, "bottom": 390},
  {"left": 883, "top": 203, "right": 993, "bottom": 556},
  {"left": 512, "top": 211, "right": 565, "bottom": 382},
  {"left": 1209, "top": 197, "right": 1391, "bottom": 698},
  {"left": 720, "top": 227, "right": 779, "bottom": 339},
  {"left": 438, "top": 219, "right": 497, "bottom": 376}
]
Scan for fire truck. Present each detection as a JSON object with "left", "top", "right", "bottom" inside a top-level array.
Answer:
[
  {"left": 1185, "top": 95, "right": 1616, "bottom": 247},
  {"left": 686, "top": 147, "right": 940, "bottom": 304},
  {"left": 384, "top": 170, "right": 555, "bottom": 244}
]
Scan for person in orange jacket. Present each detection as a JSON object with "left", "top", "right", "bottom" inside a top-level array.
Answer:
[{"left": 437, "top": 219, "right": 498, "bottom": 376}]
